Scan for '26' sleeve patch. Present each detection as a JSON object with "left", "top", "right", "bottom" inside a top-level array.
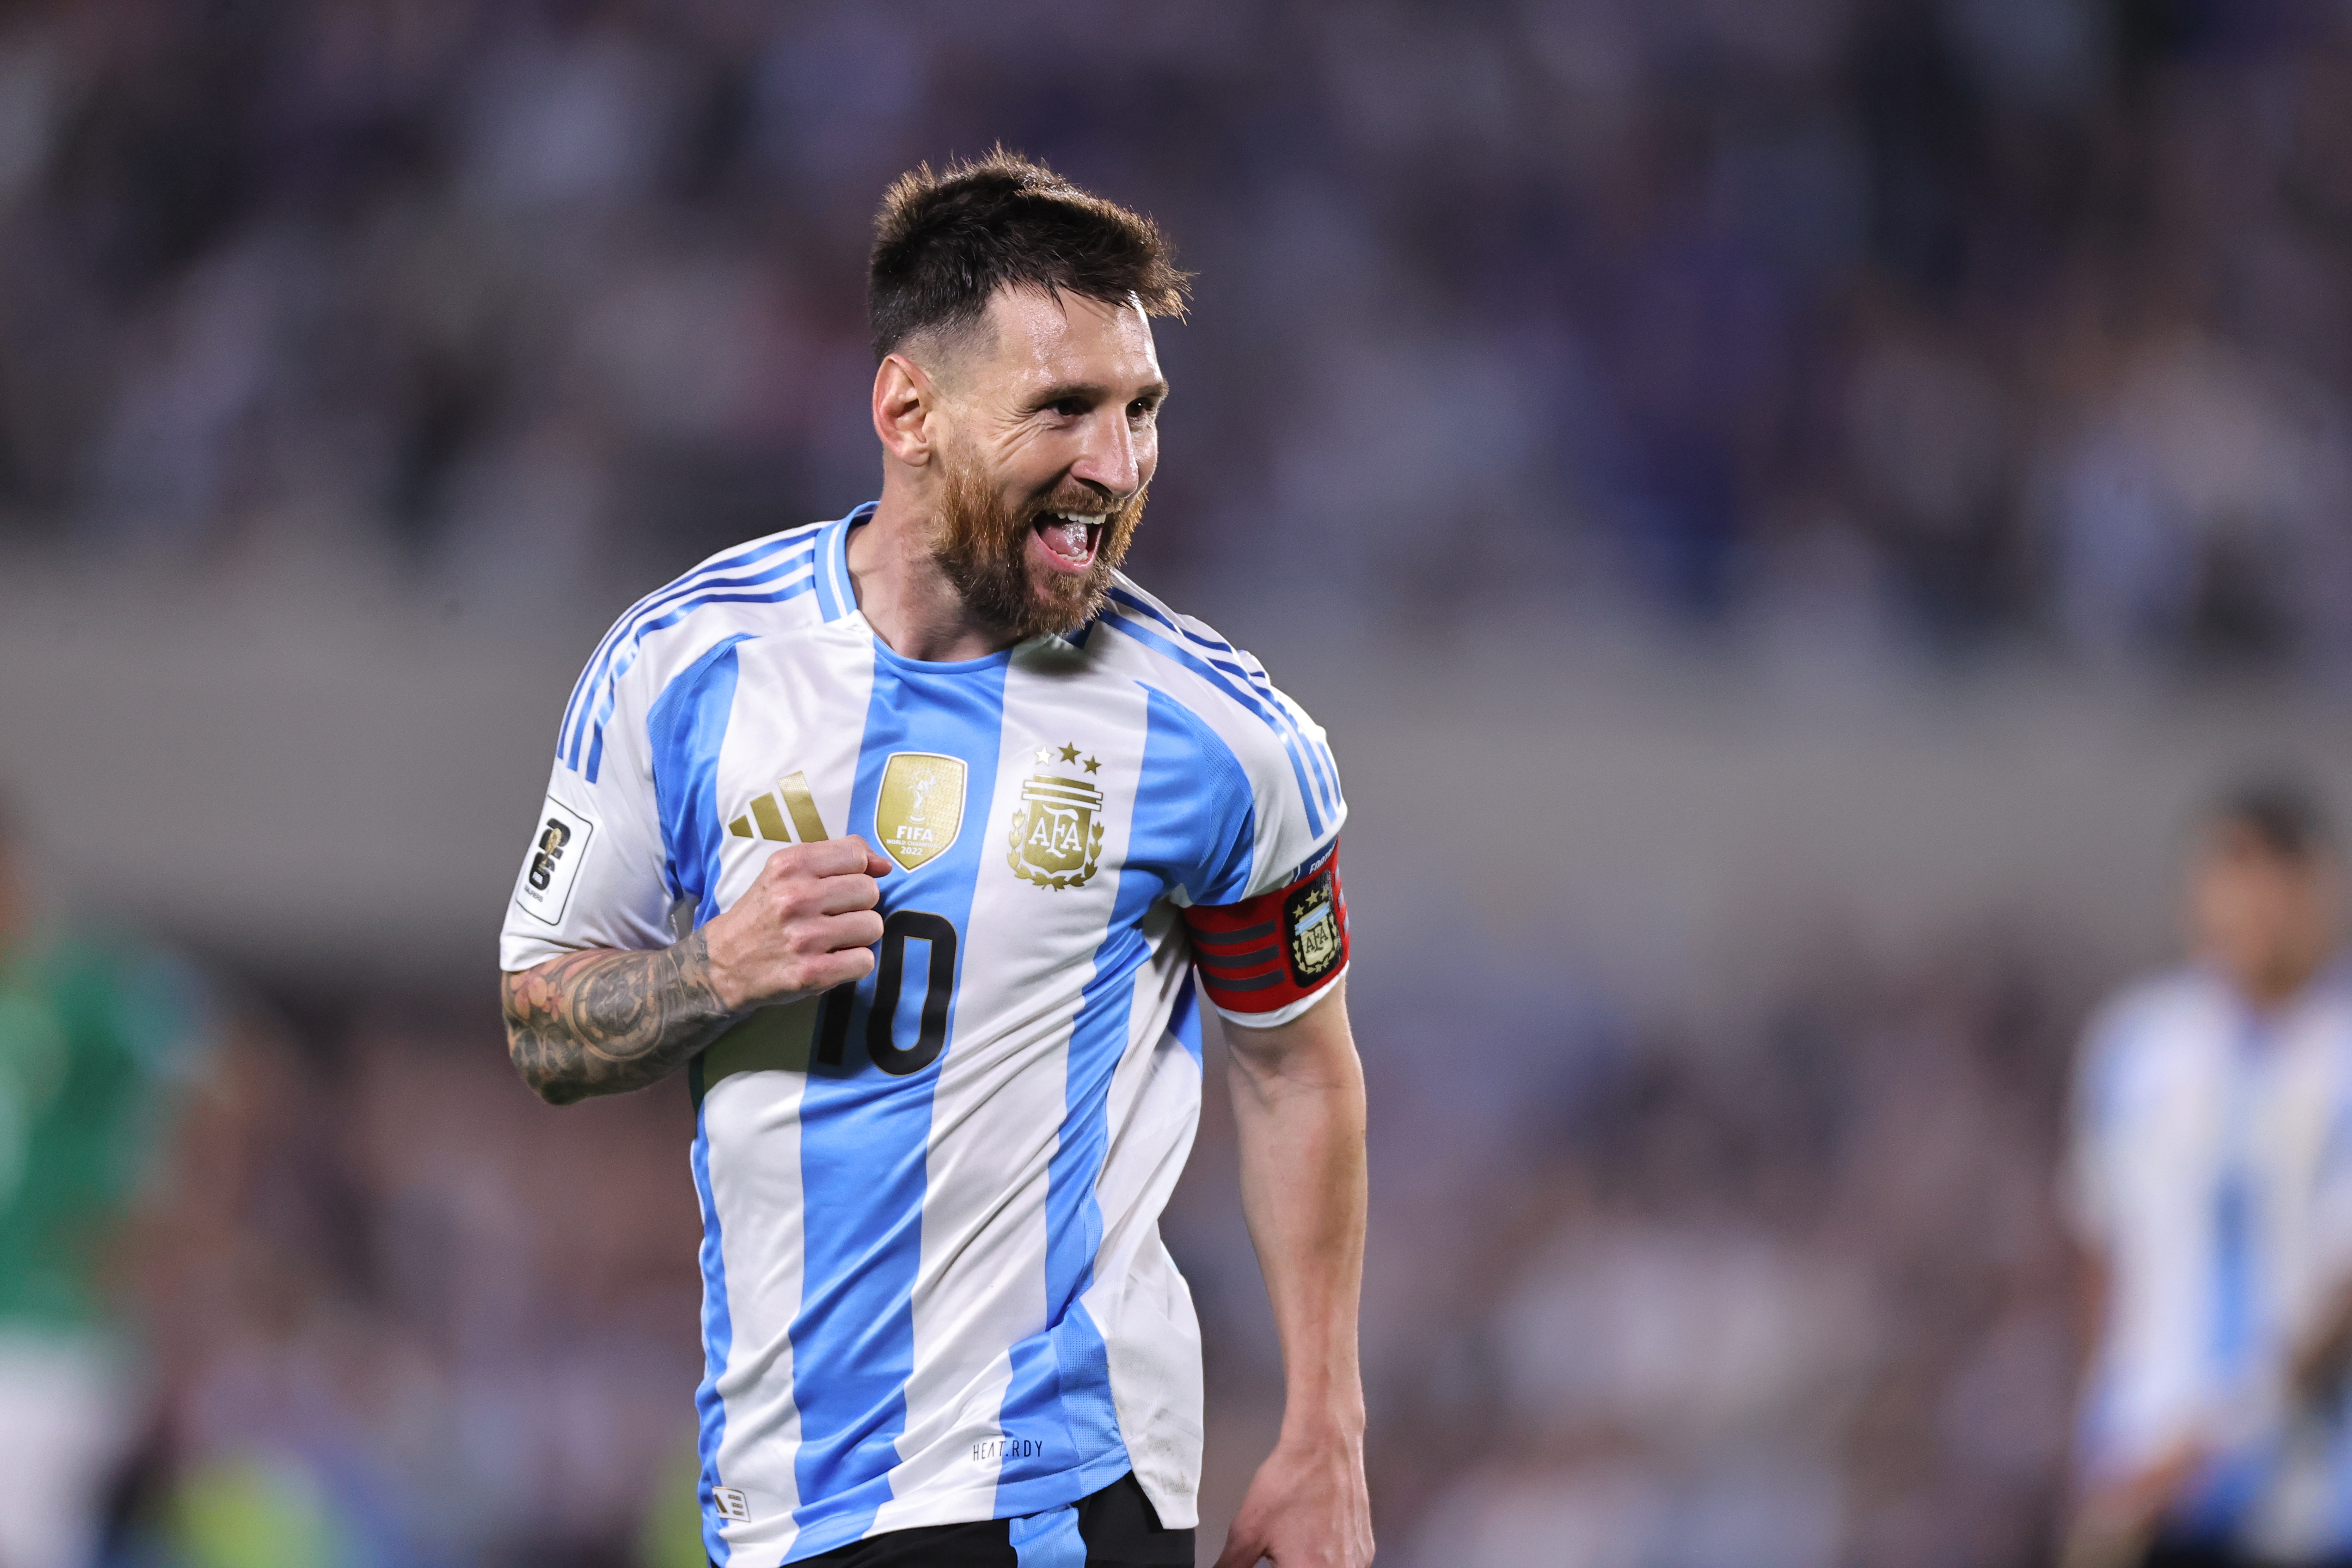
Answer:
[
  {"left": 1182, "top": 847, "right": 1348, "bottom": 1018},
  {"left": 514, "top": 796, "right": 597, "bottom": 926}
]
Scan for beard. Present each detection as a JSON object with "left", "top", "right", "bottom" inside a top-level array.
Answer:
[{"left": 930, "top": 453, "right": 1145, "bottom": 642}]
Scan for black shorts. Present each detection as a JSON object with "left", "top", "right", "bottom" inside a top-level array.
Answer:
[
  {"left": 731, "top": 1473, "right": 1193, "bottom": 1568},
  {"left": 2142, "top": 1536, "right": 2352, "bottom": 1568}
]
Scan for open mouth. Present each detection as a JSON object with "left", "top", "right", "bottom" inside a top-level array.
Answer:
[{"left": 1033, "top": 511, "right": 1104, "bottom": 573}]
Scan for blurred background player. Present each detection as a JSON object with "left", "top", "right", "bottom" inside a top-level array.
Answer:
[
  {"left": 2067, "top": 780, "right": 2352, "bottom": 1568},
  {"left": 0, "top": 798, "right": 214, "bottom": 1568}
]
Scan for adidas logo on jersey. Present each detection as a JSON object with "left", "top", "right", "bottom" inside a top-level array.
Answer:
[{"left": 728, "top": 772, "right": 829, "bottom": 844}]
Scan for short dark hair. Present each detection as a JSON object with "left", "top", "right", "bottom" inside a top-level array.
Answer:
[
  {"left": 868, "top": 148, "right": 1190, "bottom": 361},
  {"left": 2213, "top": 774, "right": 2334, "bottom": 861}
]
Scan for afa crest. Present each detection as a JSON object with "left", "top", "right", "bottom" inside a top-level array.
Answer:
[
  {"left": 1284, "top": 868, "right": 1343, "bottom": 983},
  {"left": 1008, "top": 743, "right": 1106, "bottom": 891}
]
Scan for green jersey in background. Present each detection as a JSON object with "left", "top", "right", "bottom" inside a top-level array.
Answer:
[{"left": 0, "top": 928, "right": 209, "bottom": 1333}]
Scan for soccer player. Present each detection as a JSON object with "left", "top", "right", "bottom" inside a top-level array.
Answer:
[
  {"left": 498, "top": 153, "right": 1372, "bottom": 1568},
  {"left": 0, "top": 799, "right": 214, "bottom": 1568},
  {"left": 2065, "top": 780, "right": 2352, "bottom": 1568}
]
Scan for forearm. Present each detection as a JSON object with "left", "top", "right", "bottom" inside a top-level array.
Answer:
[
  {"left": 1225, "top": 988, "right": 1369, "bottom": 1439},
  {"left": 501, "top": 933, "right": 738, "bottom": 1106},
  {"left": 2292, "top": 1278, "right": 2352, "bottom": 1404}
]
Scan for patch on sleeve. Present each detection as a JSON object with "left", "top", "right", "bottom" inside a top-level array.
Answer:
[
  {"left": 1183, "top": 846, "right": 1348, "bottom": 1017},
  {"left": 513, "top": 796, "right": 597, "bottom": 926}
]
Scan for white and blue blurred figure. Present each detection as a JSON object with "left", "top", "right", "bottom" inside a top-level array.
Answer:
[{"left": 2069, "top": 781, "right": 2352, "bottom": 1568}]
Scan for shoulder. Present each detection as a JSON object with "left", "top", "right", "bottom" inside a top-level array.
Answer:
[
  {"left": 2275, "top": 969, "right": 2352, "bottom": 1086},
  {"left": 1087, "top": 576, "right": 1344, "bottom": 835},
  {"left": 554, "top": 518, "right": 838, "bottom": 781},
  {"left": 2079, "top": 968, "right": 2226, "bottom": 1117},
  {"left": 2300, "top": 963, "right": 2352, "bottom": 1029},
  {"left": 2088, "top": 968, "right": 2220, "bottom": 1052}
]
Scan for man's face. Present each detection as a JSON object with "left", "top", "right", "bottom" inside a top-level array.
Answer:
[
  {"left": 2189, "top": 823, "right": 2341, "bottom": 1006},
  {"left": 920, "top": 288, "right": 1166, "bottom": 639}
]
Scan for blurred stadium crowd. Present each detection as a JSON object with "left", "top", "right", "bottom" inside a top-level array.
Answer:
[
  {"left": 5, "top": 0, "right": 2352, "bottom": 1563},
  {"left": 6, "top": 0, "right": 2352, "bottom": 663}
]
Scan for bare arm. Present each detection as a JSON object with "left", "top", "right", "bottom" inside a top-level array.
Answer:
[
  {"left": 1214, "top": 977, "right": 1374, "bottom": 1568},
  {"left": 2289, "top": 1275, "right": 2352, "bottom": 1406},
  {"left": 2060, "top": 1243, "right": 2207, "bottom": 1568},
  {"left": 501, "top": 837, "right": 891, "bottom": 1106}
]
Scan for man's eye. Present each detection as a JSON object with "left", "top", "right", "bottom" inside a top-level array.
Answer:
[
  {"left": 1129, "top": 400, "right": 1158, "bottom": 420},
  {"left": 1050, "top": 398, "right": 1087, "bottom": 417}
]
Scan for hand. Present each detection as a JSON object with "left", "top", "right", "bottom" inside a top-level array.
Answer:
[
  {"left": 701, "top": 836, "right": 890, "bottom": 1011},
  {"left": 1213, "top": 1430, "right": 1374, "bottom": 1568},
  {"left": 2290, "top": 1294, "right": 2352, "bottom": 1409},
  {"left": 2061, "top": 1442, "right": 2204, "bottom": 1568}
]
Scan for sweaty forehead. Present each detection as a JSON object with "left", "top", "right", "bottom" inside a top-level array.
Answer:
[{"left": 965, "top": 285, "right": 1160, "bottom": 395}]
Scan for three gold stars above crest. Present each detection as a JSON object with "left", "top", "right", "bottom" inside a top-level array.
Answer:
[{"left": 1033, "top": 742, "right": 1101, "bottom": 775}]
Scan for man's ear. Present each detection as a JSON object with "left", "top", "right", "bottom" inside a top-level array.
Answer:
[{"left": 873, "top": 352, "right": 938, "bottom": 468}]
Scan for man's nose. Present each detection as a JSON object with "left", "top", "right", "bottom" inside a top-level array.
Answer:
[{"left": 1069, "top": 410, "right": 1141, "bottom": 499}]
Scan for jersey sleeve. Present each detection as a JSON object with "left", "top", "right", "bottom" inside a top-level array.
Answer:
[
  {"left": 1176, "top": 677, "right": 1348, "bottom": 1029},
  {"left": 2063, "top": 996, "right": 2136, "bottom": 1247},
  {"left": 498, "top": 646, "right": 677, "bottom": 973},
  {"left": 2307, "top": 1025, "right": 2352, "bottom": 1298}
]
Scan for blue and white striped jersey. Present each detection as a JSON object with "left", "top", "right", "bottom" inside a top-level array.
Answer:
[
  {"left": 499, "top": 505, "right": 1348, "bottom": 1565},
  {"left": 2070, "top": 962, "right": 2352, "bottom": 1555}
]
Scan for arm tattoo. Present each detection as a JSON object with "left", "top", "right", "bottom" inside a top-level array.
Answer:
[{"left": 501, "top": 934, "right": 737, "bottom": 1105}]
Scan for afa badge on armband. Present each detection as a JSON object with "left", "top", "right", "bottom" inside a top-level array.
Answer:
[
  {"left": 1284, "top": 866, "right": 1343, "bottom": 983},
  {"left": 1008, "top": 742, "right": 1105, "bottom": 890}
]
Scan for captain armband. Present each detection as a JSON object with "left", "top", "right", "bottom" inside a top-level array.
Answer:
[{"left": 1181, "top": 845, "right": 1348, "bottom": 1025}]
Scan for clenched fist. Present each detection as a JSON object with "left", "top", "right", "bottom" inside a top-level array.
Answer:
[{"left": 701, "top": 836, "right": 892, "bottom": 1011}]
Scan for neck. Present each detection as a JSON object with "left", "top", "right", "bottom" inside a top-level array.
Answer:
[
  {"left": 2232, "top": 951, "right": 2330, "bottom": 1014},
  {"left": 849, "top": 483, "right": 1018, "bottom": 663}
]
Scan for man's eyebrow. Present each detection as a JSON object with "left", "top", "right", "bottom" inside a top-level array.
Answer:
[
  {"left": 1026, "top": 378, "right": 1171, "bottom": 409},
  {"left": 1028, "top": 380, "right": 1104, "bottom": 409}
]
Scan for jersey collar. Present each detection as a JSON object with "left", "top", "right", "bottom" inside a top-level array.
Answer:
[{"left": 813, "top": 502, "right": 876, "bottom": 624}]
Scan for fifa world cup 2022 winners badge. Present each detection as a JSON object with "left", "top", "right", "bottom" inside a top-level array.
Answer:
[{"left": 1008, "top": 743, "right": 1106, "bottom": 891}]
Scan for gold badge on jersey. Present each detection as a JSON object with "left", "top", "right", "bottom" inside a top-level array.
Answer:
[
  {"left": 876, "top": 753, "right": 968, "bottom": 872},
  {"left": 728, "top": 772, "right": 830, "bottom": 844},
  {"left": 1286, "top": 873, "right": 1341, "bottom": 980},
  {"left": 1007, "top": 743, "right": 1106, "bottom": 891}
]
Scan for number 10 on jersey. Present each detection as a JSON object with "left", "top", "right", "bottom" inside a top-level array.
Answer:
[{"left": 814, "top": 910, "right": 959, "bottom": 1075}]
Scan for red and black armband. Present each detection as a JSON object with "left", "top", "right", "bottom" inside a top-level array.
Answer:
[{"left": 1182, "top": 847, "right": 1349, "bottom": 1024}]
